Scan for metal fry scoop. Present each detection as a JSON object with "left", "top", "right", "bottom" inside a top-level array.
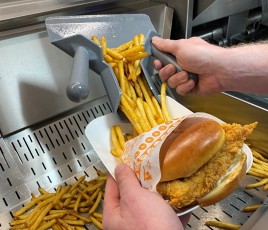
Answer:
[{"left": 45, "top": 14, "right": 198, "bottom": 121}]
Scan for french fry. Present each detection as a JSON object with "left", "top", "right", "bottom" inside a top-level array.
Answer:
[
  {"left": 152, "top": 96, "right": 164, "bottom": 124},
  {"left": 125, "top": 52, "right": 149, "bottom": 62},
  {"left": 90, "top": 216, "right": 103, "bottom": 230},
  {"left": 143, "top": 102, "right": 158, "bottom": 128},
  {"left": 128, "top": 81, "right": 137, "bottom": 101},
  {"left": 64, "top": 219, "right": 85, "bottom": 226},
  {"left": 106, "top": 48, "right": 124, "bottom": 60},
  {"left": 115, "top": 40, "right": 133, "bottom": 52},
  {"left": 30, "top": 203, "right": 53, "bottom": 230},
  {"left": 69, "top": 211, "right": 91, "bottom": 223},
  {"left": 138, "top": 33, "right": 145, "bottom": 45},
  {"left": 247, "top": 169, "right": 266, "bottom": 178},
  {"left": 243, "top": 204, "right": 261, "bottom": 212},
  {"left": 133, "top": 34, "right": 140, "bottom": 46},
  {"left": 120, "top": 98, "right": 143, "bottom": 134},
  {"left": 161, "top": 82, "right": 172, "bottom": 121},
  {"left": 136, "top": 98, "right": 151, "bottom": 130},
  {"left": 120, "top": 45, "right": 145, "bottom": 57},
  {"left": 104, "top": 54, "right": 114, "bottom": 63},
  {"left": 114, "top": 125, "right": 126, "bottom": 150},
  {"left": 52, "top": 223, "right": 63, "bottom": 230},
  {"left": 134, "top": 81, "right": 143, "bottom": 99},
  {"left": 9, "top": 219, "right": 26, "bottom": 226},
  {"left": 134, "top": 107, "right": 151, "bottom": 132},
  {"left": 125, "top": 134, "right": 133, "bottom": 141},
  {"left": 89, "top": 191, "right": 103, "bottom": 214},
  {"left": 38, "top": 219, "right": 57, "bottom": 230},
  {"left": 205, "top": 220, "right": 240, "bottom": 230},
  {"left": 118, "top": 60, "right": 126, "bottom": 93},
  {"left": 249, "top": 167, "right": 268, "bottom": 177},
  {"left": 137, "top": 77, "right": 157, "bottom": 119},
  {"left": 100, "top": 36, "right": 107, "bottom": 56},
  {"left": 93, "top": 212, "right": 103, "bottom": 219},
  {"left": 122, "top": 92, "right": 136, "bottom": 108},
  {"left": 91, "top": 36, "right": 100, "bottom": 45},
  {"left": 74, "top": 194, "right": 82, "bottom": 212},
  {"left": 142, "top": 76, "right": 153, "bottom": 98},
  {"left": 246, "top": 178, "right": 268, "bottom": 188},
  {"left": 57, "top": 219, "right": 73, "bottom": 230},
  {"left": 13, "top": 194, "right": 54, "bottom": 217},
  {"left": 111, "top": 126, "right": 123, "bottom": 157},
  {"left": 252, "top": 149, "right": 267, "bottom": 161},
  {"left": 127, "top": 62, "right": 136, "bottom": 81},
  {"left": 263, "top": 183, "right": 268, "bottom": 190},
  {"left": 110, "top": 148, "right": 120, "bottom": 158}
]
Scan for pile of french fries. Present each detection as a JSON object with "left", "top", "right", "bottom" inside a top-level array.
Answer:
[
  {"left": 246, "top": 148, "right": 268, "bottom": 190},
  {"left": 10, "top": 170, "right": 106, "bottom": 230},
  {"left": 92, "top": 34, "right": 172, "bottom": 159}
]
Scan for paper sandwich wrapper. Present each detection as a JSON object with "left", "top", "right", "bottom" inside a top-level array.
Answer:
[{"left": 85, "top": 96, "right": 253, "bottom": 216}]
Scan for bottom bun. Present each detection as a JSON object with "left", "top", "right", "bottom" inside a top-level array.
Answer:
[{"left": 197, "top": 150, "right": 247, "bottom": 207}]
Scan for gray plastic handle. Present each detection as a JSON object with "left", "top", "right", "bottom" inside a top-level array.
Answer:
[
  {"left": 151, "top": 45, "right": 199, "bottom": 84},
  {"left": 66, "top": 46, "right": 89, "bottom": 102}
]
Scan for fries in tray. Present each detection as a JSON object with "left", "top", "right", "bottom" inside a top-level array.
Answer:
[
  {"left": 91, "top": 34, "right": 172, "bottom": 159},
  {"left": 10, "top": 171, "right": 106, "bottom": 230},
  {"left": 247, "top": 148, "right": 268, "bottom": 190}
]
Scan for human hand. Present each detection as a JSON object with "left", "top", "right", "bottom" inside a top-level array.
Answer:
[
  {"left": 103, "top": 164, "right": 190, "bottom": 230},
  {"left": 152, "top": 36, "right": 225, "bottom": 95}
]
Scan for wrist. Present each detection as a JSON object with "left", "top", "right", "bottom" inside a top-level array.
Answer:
[{"left": 214, "top": 44, "right": 268, "bottom": 93}]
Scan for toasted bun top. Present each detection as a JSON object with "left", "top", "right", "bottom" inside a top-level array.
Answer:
[{"left": 159, "top": 117, "right": 225, "bottom": 182}]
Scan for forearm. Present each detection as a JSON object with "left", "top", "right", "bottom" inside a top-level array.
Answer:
[{"left": 217, "top": 44, "right": 268, "bottom": 94}]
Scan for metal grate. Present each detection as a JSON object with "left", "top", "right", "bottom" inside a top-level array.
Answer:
[
  {"left": 0, "top": 96, "right": 111, "bottom": 229},
  {"left": 0, "top": 94, "right": 267, "bottom": 229}
]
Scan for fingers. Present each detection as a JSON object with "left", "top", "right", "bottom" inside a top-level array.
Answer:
[
  {"left": 103, "top": 174, "right": 121, "bottom": 229},
  {"left": 114, "top": 164, "right": 141, "bottom": 196},
  {"left": 152, "top": 36, "right": 179, "bottom": 54},
  {"left": 166, "top": 71, "right": 188, "bottom": 88},
  {"left": 158, "top": 66, "right": 195, "bottom": 95},
  {"left": 158, "top": 64, "right": 176, "bottom": 81},
  {"left": 103, "top": 174, "right": 120, "bottom": 213},
  {"left": 153, "top": 59, "right": 163, "bottom": 71},
  {"left": 175, "top": 79, "right": 196, "bottom": 96}
]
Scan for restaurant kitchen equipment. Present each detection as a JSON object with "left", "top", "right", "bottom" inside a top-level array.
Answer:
[{"left": 1, "top": 0, "right": 268, "bottom": 229}]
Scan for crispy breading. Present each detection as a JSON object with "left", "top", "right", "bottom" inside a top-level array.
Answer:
[{"left": 156, "top": 122, "right": 257, "bottom": 208}]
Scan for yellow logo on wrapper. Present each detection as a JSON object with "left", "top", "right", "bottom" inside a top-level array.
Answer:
[{"left": 122, "top": 117, "right": 185, "bottom": 192}]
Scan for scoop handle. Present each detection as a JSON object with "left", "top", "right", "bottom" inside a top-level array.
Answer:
[
  {"left": 66, "top": 46, "right": 89, "bottom": 102},
  {"left": 151, "top": 45, "right": 199, "bottom": 84}
]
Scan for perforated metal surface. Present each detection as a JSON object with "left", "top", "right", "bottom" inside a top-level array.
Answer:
[
  {"left": 0, "top": 96, "right": 110, "bottom": 229},
  {"left": 0, "top": 94, "right": 267, "bottom": 229}
]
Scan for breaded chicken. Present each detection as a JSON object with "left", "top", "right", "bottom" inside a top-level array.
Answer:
[{"left": 156, "top": 122, "right": 257, "bottom": 208}]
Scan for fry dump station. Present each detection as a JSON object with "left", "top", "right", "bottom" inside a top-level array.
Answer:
[{"left": 45, "top": 14, "right": 198, "bottom": 121}]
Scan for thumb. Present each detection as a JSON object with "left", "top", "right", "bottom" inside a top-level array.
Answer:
[
  {"left": 152, "top": 36, "right": 178, "bottom": 55},
  {"left": 114, "top": 164, "right": 141, "bottom": 195}
]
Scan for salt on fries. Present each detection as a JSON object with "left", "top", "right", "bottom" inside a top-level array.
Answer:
[
  {"left": 91, "top": 34, "right": 172, "bottom": 159},
  {"left": 10, "top": 171, "right": 106, "bottom": 230}
]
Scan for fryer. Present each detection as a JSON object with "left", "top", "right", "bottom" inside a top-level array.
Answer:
[{"left": 1, "top": 1, "right": 268, "bottom": 229}]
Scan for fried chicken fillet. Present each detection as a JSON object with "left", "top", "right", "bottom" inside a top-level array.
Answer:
[{"left": 156, "top": 122, "right": 257, "bottom": 209}]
